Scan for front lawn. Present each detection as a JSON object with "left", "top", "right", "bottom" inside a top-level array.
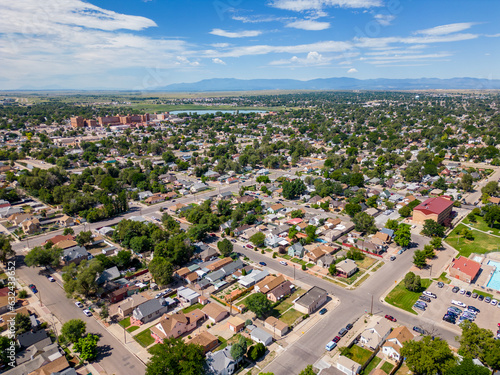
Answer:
[
  {"left": 127, "top": 326, "right": 140, "bottom": 333},
  {"left": 356, "top": 257, "right": 377, "bottom": 270},
  {"left": 279, "top": 308, "right": 304, "bottom": 325},
  {"left": 134, "top": 329, "right": 155, "bottom": 347},
  {"left": 341, "top": 345, "right": 372, "bottom": 365},
  {"left": 119, "top": 317, "right": 131, "bottom": 328},
  {"left": 463, "top": 216, "right": 500, "bottom": 236},
  {"left": 445, "top": 224, "right": 500, "bottom": 257},
  {"left": 473, "top": 289, "right": 493, "bottom": 299},
  {"left": 435, "top": 272, "right": 451, "bottom": 284},
  {"left": 384, "top": 278, "right": 431, "bottom": 315}
]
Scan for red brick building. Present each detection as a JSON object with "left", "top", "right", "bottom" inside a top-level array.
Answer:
[
  {"left": 449, "top": 256, "right": 481, "bottom": 283},
  {"left": 412, "top": 197, "right": 454, "bottom": 225}
]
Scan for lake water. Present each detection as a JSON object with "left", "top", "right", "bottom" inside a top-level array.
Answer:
[{"left": 169, "top": 109, "right": 266, "bottom": 115}]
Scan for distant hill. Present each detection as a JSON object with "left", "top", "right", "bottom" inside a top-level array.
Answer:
[{"left": 157, "top": 77, "right": 500, "bottom": 92}]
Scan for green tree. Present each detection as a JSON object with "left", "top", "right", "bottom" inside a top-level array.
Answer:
[
  {"left": 187, "top": 224, "right": 210, "bottom": 242},
  {"left": 129, "top": 235, "right": 152, "bottom": 253},
  {"left": 0, "top": 336, "right": 15, "bottom": 368},
  {"left": 328, "top": 264, "right": 337, "bottom": 276},
  {"left": 76, "top": 231, "right": 93, "bottom": 247},
  {"left": 484, "top": 206, "right": 500, "bottom": 228},
  {"left": 282, "top": 179, "right": 306, "bottom": 200},
  {"left": 305, "top": 225, "right": 317, "bottom": 241},
  {"left": 291, "top": 209, "right": 305, "bottom": 219},
  {"left": 458, "top": 321, "right": 496, "bottom": 365},
  {"left": 299, "top": 365, "right": 316, "bottom": 375},
  {"left": 460, "top": 228, "right": 474, "bottom": 241},
  {"left": 146, "top": 338, "right": 205, "bottom": 375},
  {"left": 73, "top": 333, "right": 100, "bottom": 362},
  {"left": 481, "top": 181, "right": 499, "bottom": 196},
  {"left": 403, "top": 272, "right": 421, "bottom": 292},
  {"left": 394, "top": 224, "right": 411, "bottom": 247},
  {"left": 0, "top": 234, "right": 14, "bottom": 263},
  {"left": 423, "top": 244, "right": 435, "bottom": 259},
  {"left": 344, "top": 203, "right": 362, "bottom": 217},
  {"left": 217, "top": 239, "right": 233, "bottom": 257},
  {"left": 149, "top": 256, "right": 173, "bottom": 286},
  {"left": 401, "top": 336, "right": 456, "bottom": 375},
  {"left": 14, "top": 313, "right": 32, "bottom": 336},
  {"left": 398, "top": 205, "right": 412, "bottom": 218},
  {"left": 288, "top": 227, "right": 299, "bottom": 241},
  {"left": 352, "top": 212, "right": 377, "bottom": 234},
  {"left": 250, "top": 232, "right": 266, "bottom": 247},
  {"left": 385, "top": 219, "right": 399, "bottom": 231},
  {"left": 61, "top": 319, "right": 86, "bottom": 343},
  {"left": 413, "top": 250, "right": 427, "bottom": 268},
  {"left": 346, "top": 248, "right": 364, "bottom": 260},
  {"left": 230, "top": 336, "right": 248, "bottom": 362},
  {"left": 458, "top": 174, "right": 474, "bottom": 192},
  {"left": 430, "top": 237, "right": 443, "bottom": 249},
  {"left": 25, "top": 245, "right": 63, "bottom": 268},
  {"left": 445, "top": 358, "right": 490, "bottom": 375},
  {"left": 63, "top": 227, "right": 75, "bottom": 236},
  {"left": 248, "top": 343, "right": 266, "bottom": 361},
  {"left": 246, "top": 293, "right": 273, "bottom": 319},
  {"left": 422, "top": 220, "right": 445, "bottom": 237}
]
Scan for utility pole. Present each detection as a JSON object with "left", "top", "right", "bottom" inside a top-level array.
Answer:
[{"left": 370, "top": 294, "right": 373, "bottom": 315}]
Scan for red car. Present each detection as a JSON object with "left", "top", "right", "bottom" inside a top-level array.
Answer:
[
  {"left": 246, "top": 244, "right": 254, "bottom": 249},
  {"left": 385, "top": 315, "right": 397, "bottom": 322},
  {"left": 333, "top": 336, "right": 341, "bottom": 343}
]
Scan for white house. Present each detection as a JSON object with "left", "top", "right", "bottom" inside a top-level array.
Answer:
[
  {"left": 337, "top": 355, "right": 361, "bottom": 375},
  {"left": 381, "top": 326, "right": 413, "bottom": 361}
]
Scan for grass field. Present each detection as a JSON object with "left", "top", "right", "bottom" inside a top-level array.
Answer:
[
  {"left": 119, "top": 317, "right": 130, "bottom": 328},
  {"left": 356, "top": 257, "right": 377, "bottom": 270},
  {"left": 341, "top": 345, "right": 372, "bottom": 365},
  {"left": 182, "top": 303, "right": 203, "bottom": 314},
  {"left": 134, "top": 329, "right": 155, "bottom": 347},
  {"left": 127, "top": 326, "right": 140, "bottom": 333},
  {"left": 435, "top": 272, "right": 451, "bottom": 284},
  {"left": 473, "top": 289, "right": 493, "bottom": 299},
  {"left": 385, "top": 278, "right": 431, "bottom": 315},
  {"left": 463, "top": 216, "right": 500, "bottom": 236},
  {"left": 445, "top": 223, "right": 500, "bottom": 257},
  {"left": 280, "top": 309, "right": 304, "bottom": 325},
  {"left": 380, "top": 361, "right": 394, "bottom": 374},
  {"left": 362, "top": 356, "right": 381, "bottom": 375}
]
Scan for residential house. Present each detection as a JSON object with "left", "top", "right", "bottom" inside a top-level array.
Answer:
[
  {"left": 150, "top": 310, "right": 206, "bottom": 343},
  {"left": 7, "top": 213, "right": 32, "bottom": 226},
  {"left": 187, "top": 331, "right": 219, "bottom": 354},
  {"left": 199, "top": 247, "right": 218, "bottom": 262},
  {"left": 382, "top": 326, "right": 414, "bottom": 361},
  {"left": 267, "top": 280, "right": 293, "bottom": 303},
  {"left": 294, "top": 286, "right": 327, "bottom": 314},
  {"left": 145, "top": 194, "right": 166, "bottom": 205},
  {"left": 96, "top": 266, "right": 120, "bottom": 285},
  {"left": 359, "top": 318, "right": 393, "bottom": 350},
  {"left": 336, "top": 259, "right": 358, "bottom": 278},
  {"left": 131, "top": 299, "right": 168, "bottom": 325},
  {"left": 268, "top": 203, "right": 284, "bottom": 214},
  {"left": 206, "top": 345, "right": 237, "bottom": 375},
  {"left": 264, "top": 316, "right": 289, "bottom": 337},
  {"left": 248, "top": 326, "right": 273, "bottom": 346},
  {"left": 22, "top": 218, "right": 41, "bottom": 234},
  {"left": 288, "top": 242, "right": 305, "bottom": 258},
  {"left": 57, "top": 215, "right": 74, "bottom": 227},
  {"left": 202, "top": 303, "right": 229, "bottom": 323},
  {"left": 337, "top": 355, "right": 361, "bottom": 375},
  {"left": 61, "top": 246, "right": 91, "bottom": 265},
  {"left": 44, "top": 234, "right": 74, "bottom": 246},
  {"left": 238, "top": 269, "right": 270, "bottom": 288},
  {"left": 177, "top": 286, "right": 201, "bottom": 306},
  {"left": 190, "top": 182, "right": 208, "bottom": 193}
]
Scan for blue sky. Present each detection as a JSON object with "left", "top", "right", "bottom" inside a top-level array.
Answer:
[{"left": 0, "top": 0, "right": 499, "bottom": 89}]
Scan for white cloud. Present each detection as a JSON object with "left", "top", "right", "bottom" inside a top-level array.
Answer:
[
  {"left": 176, "top": 56, "right": 200, "bottom": 66},
  {"left": 286, "top": 19, "right": 330, "bottom": 30},
  {"left": 269, "top": 0, "right": 382, "bottom": 11},
  {"left": 374, "top": 14, "right": 395, "bottom": 26},
  {"left": 416, "top": 22, "right": 477, "bottom": 36},
  {"left": 211, "top": 43, "right": 230, "bottom": 48},
  {"left": 232, "top": 14, "right": 289, "bottom": 23},
  {"left": 270, "top": 51, "right": 333, "bottom": 66},
  {"left": 363, "top": 52, "right": 452, "bottom": 65},
  {"left": 212, "top": 58, "right": 226, "bottom": 65},
  {"left": 209, "top": 40, "right": 352, "bottom": 58},
  {"left": 209, "top": 29, "right": 262, "bottom": 38},
  {"left": 347, "top": 68, "right": 358, "bottom": 73},
  {"left": 354, "top": 33, "right": 478, "bottom": 49}
]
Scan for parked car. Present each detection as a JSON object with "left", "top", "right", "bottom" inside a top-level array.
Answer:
[
  {"left": 413, "top": 303, "right": 426, "bottom": 311},
  {"left": 47, "top": 276, "right": 55, "bottom": 282},
  {"left": 472, "top": 293, "right": 478, "bottom": 299},
  {"left": 246, "top": 244, "right": 254, "bottom": 249},
  {"left": 231, "top": 239, "right": 236, "bottom": 243},
  {"left": 448, "top": 306, "right": 462, "bottom": 314},
  {"left": 491, "top": 299, "right": 498, "bottom": 306},
  {"left": 75, "top": 302, "right": 84, "bottom": 308},
  {"left": 384, "top": 315, "right": 397, "bottom": 322},
  {"left": 319, "top": 308, "right": 327, "bottom": 315},
  {"left": 339, "top": 328, "right": 348, "bottom": 337},
  {"left": 478, "top": 295, "right": 484, "bottom": 301},
  {"left": 259, "top": 262, "right": 267, "bottom": 267},
  {"left": 419, "top": 295, "right": 431, "bottom": 303},
  {"left": 390, "top": 256, "right": 396, "bottom": 261},
  {"left": 443, "top": 315, "right": 456, "bottom": 323},
  {"left": 83, "top": 309, "right": 92, "bottom": 317},
  {"left": 423, "top": 291, "right": 437, "bottom": 299},
  {"left": 437, "top": 282, "right": 444, "bottom": 288},
  {"left": 326, "top": 341, "right": 337, "bottom": 351},
  {"left": 413, "top": 326, "right": 425, "bottom": 334},
  {"left": 279, "top": 261, "right": 288, "bottom": 266},
  {"left": 415, "top": 300, "right": 427, "bottom": 308},
  {"left": 451, "top": 300, "right": 466, "bottom": 308},
  {"left": 467, "top": 306, "right": 480, "bottom": 313},
  {"left": 452, "top": 286, "right": 460, "bottom": 293},
  {"left": 466, "top": 291, "right": 472, "bottom": 297},
  {"left": 333, "top": 336, "right": 341, "bottom": 343},
  {"left": 346, "top": 323, "right": 353, "bottom": 330},
  {"left": 459, "top": 289, "right": 466, "bottom": 295},
  {"left": 485, "top": 297, "right": 492, "bottom": 303}
]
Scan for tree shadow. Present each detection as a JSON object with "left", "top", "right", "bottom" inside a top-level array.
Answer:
[{"left": 96, "top": 344, "right": 113, "bottom": 359}]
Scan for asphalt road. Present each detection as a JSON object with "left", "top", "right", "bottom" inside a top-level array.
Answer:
[
  {"left": 14, "top": 255, "right": 145, "bottom": 375},
  {"left": 234, "top": 243, "right": 460, "bottom": 375}
]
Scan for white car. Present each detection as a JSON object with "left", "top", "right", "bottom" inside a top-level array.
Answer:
[
  {"left": 491, "top": 299, "right": 498, "bottom": 306},
  {"left": 459, "top": 289, "right": 466, "bottom": 295},
  {"left": 47, "top": 276, "right": 55, "bottom": 282},
  {"left": 279, "top": 261, "right": 288, "bottom": 266},
  {"left": 451, "top": 300, "right": 466, "bottom": 308},
  {"left": 75, "top": 301, "right": 84, "bottom": 308},
  {"left": 423, "top": 291, "right": 437, "bottom": 299},
  {"left": 83, "top": 309, "right": 92, "bottom": 317}
]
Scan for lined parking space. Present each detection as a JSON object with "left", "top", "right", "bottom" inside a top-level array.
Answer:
[{"left": 416, "top": 282, "right": 500, "bottom": 334}]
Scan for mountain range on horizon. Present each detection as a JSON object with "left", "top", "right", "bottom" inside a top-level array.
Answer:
[{"left": 156, "top": 77, "right": 500, "bottom": 92}]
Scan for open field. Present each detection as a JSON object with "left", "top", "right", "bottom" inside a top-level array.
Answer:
[
  {"left": 385, "top": 278, "right": 431, "bottom": 315},
  {"left": 445, "top": 223, "right": 500, "bottom": 257}
]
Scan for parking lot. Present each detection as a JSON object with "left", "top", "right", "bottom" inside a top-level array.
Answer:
[{"left": 414, "top": 281, "right": 500, "bottom": 334}]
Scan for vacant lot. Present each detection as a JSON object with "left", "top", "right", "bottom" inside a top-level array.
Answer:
[
  {"left": 280, "top": 309, "right": 304, "bottom": 326},
  {"left": 385, "top": 278, "right": 431, "bottom": 315}
]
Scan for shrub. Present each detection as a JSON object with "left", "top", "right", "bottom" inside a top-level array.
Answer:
[
  {"left": 273, "top": 252, "right": 277, "bottom": 258},
  {"left": 301, "top": 264, "right": 306, "bottom": 271},
  {"left": 18, "top": 290, "right": 28, "bottom": 299}
]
